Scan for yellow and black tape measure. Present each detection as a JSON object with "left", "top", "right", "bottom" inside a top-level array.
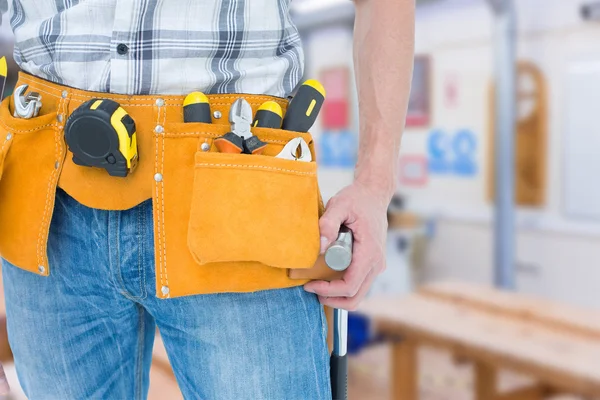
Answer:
[{"left": 65, "top": 99, "right": 138, "bottom": 177}]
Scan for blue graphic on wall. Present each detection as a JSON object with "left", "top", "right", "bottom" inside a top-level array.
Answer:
[
  {"left": 427, "top": 129, "right": 478, "bottom": 177},
  {"left": 452, "top": 129, "right": 477, "bottom": 176},
  {"left": 319, "top": 130, "right": 357, "bottom": 168},
  {"left": 427, "top": 129, "right": 452, "bottom": 174}
]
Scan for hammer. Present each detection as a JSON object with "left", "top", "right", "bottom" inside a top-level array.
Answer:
[{"left": 325, "top": 226, "right": 353, "bottom": 400}]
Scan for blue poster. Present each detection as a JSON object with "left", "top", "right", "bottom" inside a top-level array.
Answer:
[
  {"left": 319, "top": 130, "right": 357, "bottom": 168},
  {"left": 427, "top": 129, "right": 478, "bottom": 177},
  {"left": 452, "top": 129, "right": 477, "bottom": 176},
  {"left": 427, "top": 129, "right": 452, "bottom": 174}
]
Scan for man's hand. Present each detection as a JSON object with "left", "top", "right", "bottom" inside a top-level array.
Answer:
[
  {"left": 304, "top": 0, "right": 414, "bottom": 310},
  {"left": 304, "top": 182, "right": 389, "bottom": 311}
]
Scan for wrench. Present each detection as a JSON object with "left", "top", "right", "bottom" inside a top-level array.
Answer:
[{"left": 13, "top": 84, "right": 42, "bottom": 119}]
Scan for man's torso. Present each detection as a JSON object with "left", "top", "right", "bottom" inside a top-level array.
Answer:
[{"left": 5, "top": 0, "right": 304, "bottom": 96}]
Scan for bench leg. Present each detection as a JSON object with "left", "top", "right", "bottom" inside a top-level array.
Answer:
[
  {"left": 391, "top": 338, "right": 418, "bottom": 400},
  {"left": 475, "top": 361, "right": 497, "bottom": 400}
]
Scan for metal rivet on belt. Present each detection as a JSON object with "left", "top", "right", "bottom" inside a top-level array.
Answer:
[
  {"left": 5, "top": 133, "right": 12, "bottom": 141},
  {"left": 201, "top": 142, "right": 210, "bottom": 152},
  {"left": 54, "top": 161, "right": 60, "bottom": 169},
  {"left": 61, "top": 90, "right": 68, "bottom": 98},
  {"left": 154, "top": 173, "right": 163, "bottom": 182},
  {"left": 213, "top": 110, "right": 222, "bottom": 119},
  {"left": 57, "top": 114, "right": 64, "bottom": 123},
  {"left": 156, "top": 98, "right": 165, "bottom": 107},
  {"left": 38, "top": 265, "right": 45, "bottom": 274},
  {"left": 161, "top": 286, "right": 170, "bottom": 295},
  {"left": 154, "top": 125, "right": 164, "bottom": 134}
]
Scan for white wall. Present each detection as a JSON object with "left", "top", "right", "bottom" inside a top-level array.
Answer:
[
  {"left": 407, "top": 0, "right": 600, "bottom": 308},
  {"left": 299, "top": 0, "right": 600, "bottom": 308}
]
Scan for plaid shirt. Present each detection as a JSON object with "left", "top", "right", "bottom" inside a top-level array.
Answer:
[{"left": 4, "top": 0, "right": 304, "bottom": 97}]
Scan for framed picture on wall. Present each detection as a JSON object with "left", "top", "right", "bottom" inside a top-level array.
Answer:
[{"left": 406, "top": 55, "right": 431, "bottom": 128}]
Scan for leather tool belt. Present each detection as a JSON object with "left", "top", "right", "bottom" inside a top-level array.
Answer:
[{"left": 0, "top": 72, "right": 326, "bottom": 299}]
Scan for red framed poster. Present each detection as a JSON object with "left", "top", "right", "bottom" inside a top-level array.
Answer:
[
  {"left": 320, "top": 67, "right": 350, "bottom": 130},
  {"left": 406, "top": 55, "right": 431, "bottom": 128}
]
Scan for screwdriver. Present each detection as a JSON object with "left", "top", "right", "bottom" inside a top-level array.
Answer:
[
  {"left": 183, "top": 92, "right": 212, "bottom": 123},
  {"left": 0, "top": 57, "right": 6, "bottom": 100},
  {"left": 282, "top": 79, "right": 326, "bottom": 133},
  {"left": 253, "top": 101, "right": 283, "bottom": 129}
]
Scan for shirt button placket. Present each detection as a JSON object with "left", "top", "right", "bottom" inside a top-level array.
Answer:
[{"left": 117, "top": 43, "right": 129, "bottom": 55}]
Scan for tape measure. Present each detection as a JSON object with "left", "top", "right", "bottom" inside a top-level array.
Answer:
[{"left": 65, "top": 99, "right": 138, "bottom": 177}]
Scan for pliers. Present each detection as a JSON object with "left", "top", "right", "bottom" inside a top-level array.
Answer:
[
  {"left": 215, "top": 98, "right": 267, "bottom": 155},
  {"left": 275, "top": 137, "right": 312, "bottom": 162}
]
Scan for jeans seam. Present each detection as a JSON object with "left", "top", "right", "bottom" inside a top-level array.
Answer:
[
  {"left": 138, "top": 204, "right": 147, "bottom": 300},
  {"left": 134, "top": 305, "right": 145, "bottom": 400},
  {"left": 295, "top": 287, "right": 323, "bottom": 400},
  {"left": 114, "top": 214, "right": 134, "bottom": 299},
  {"left": 112, "top": 207, "right": 147, "bottom": 302}
]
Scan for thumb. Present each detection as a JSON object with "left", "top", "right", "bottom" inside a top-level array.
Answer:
[{"left": 319, "top": 200, "right": 347, "bottom": 254}]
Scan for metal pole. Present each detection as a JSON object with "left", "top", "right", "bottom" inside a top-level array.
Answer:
[{"left": 488, "top": 0, "right": 517, "bottom": 290}]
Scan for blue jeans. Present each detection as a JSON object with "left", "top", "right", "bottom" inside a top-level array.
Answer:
[{"left": 1, "top": 188, "right": 331, "bottom": 400}]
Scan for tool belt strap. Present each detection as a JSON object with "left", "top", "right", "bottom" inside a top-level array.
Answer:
[{"left": 0, "top": 72, "right": 326, "bottom": 298}]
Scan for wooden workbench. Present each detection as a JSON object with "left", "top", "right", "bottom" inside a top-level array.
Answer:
[{"left": 359, "top": 282, "right": 600, "bottom": 400}]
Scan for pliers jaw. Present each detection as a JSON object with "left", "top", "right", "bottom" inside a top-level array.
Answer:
[
  {"left": 229, "top": 98, "right": 254, "bottom": 139},
  {"left": 275, "top": 137, "right": 312, "bottom": 162}
]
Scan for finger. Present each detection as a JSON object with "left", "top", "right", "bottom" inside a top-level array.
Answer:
[
  {"left": 319, "top": 270, "right": 376, "bottom": 311},
  {"left": 318, "top": 200, "right": 349, "bottom": 253},
  {"left": 304, "top": 251, "right": 372, "bottom": 297},
  {"left": 0, "top": 363, "right": 10, "bottom": 395}
]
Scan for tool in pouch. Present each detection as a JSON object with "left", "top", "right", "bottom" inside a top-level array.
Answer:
[
  {"left": 274, "top": 78, "right": 326, "bottom": 162},
  {"left": 0, "top": 56, "right": 7, "bottom": 100},
  {"left": 326, "top": 227, "right": 353, "bottom": 400},
  {"left": 252, "top": 101, "right": 283, "bottom": 129},
  {"left": 64, "top": 99, "right": 138, "bottom": 177},
  {"left": 282, "top": 79, "right": 325, "bottom": 133},
  {"left": 13, "top": 84, "right": 42, "bottom": 119},
  {"left": 214, "top": 98, "right": 267, "bottom": 155},
  {"left": 275, "top": 137, "right": 312, "bottom": 162},
  {"left": 183, "top": 92, "right": 212, "bottom": 123}
]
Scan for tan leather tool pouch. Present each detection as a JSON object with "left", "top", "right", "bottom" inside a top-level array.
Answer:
[
  {"left": 154, "top": 120, "right": 326, "bottom": 297},
  {"left": 189, "top": 138, "right": 320, "bottom": 269},
  {"left": 0, "top": 93, "right": 65, "bottom": 275},
  {"left": 0, "top": 73, "right": 334, "bottom": 298}
]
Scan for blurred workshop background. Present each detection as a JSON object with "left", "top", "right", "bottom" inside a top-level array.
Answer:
[{"left": 2, "top": 0, "right": 600, "bottom": 399}]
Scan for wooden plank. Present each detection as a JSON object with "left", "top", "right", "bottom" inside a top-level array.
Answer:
[
  {"left": 359, "top": 295, "right": 600, "bottom": 396},
  {"left": 475, "top": 362, "right": 497, "bottom": 400},
  {"left": 391, "top": 338, "right": 418, "bottom": 400},
  {"left": 420, "top": 282, "right": 600, "bottom": 340}
]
